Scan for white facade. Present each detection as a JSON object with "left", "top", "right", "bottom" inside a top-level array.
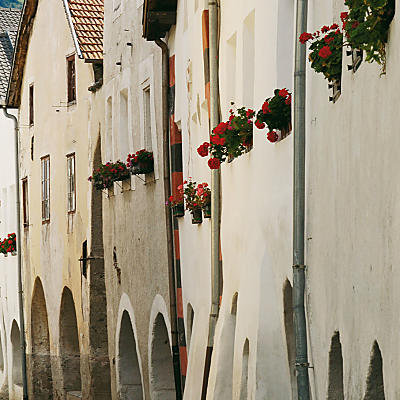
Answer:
[
  {"left": 0, "top": 110, "right": 21, "bottom": 400},
  {"left": 168, "top": 0, "right": 296, "bottom": 398}
]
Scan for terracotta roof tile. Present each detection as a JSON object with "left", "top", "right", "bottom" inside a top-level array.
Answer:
[{"left": 67, "top": 0, "right": 103, "bottom": 61}]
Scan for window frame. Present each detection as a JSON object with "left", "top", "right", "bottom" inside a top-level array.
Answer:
[
  {"left": 29, "top": 84, "right": 34, "bottom": 126},
  {"left": 67, "top": 54, "right": 76, "bottom": 104},
  {"left": 41, "top": 155, "right": 50, "bottom": 223},
  {"left": 66, "top": 153, "right": 76, "bottom": 214},
  {"left": 22, "top": 178, "right": 29, "bottom": 229}
]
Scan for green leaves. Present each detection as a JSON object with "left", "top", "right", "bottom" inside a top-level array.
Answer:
[{"left": 343, "top": 0, "right": 395, "bottom": 69}]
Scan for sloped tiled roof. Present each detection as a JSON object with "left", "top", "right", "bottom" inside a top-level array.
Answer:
[
  {"left": 65, "top": 0, "right": 103, "bottom": 61},
  {"left": 0, "top": 8, "right": 20, "bottom": 100}
]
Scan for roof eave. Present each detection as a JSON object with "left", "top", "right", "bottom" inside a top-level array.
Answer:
[{"left": 142, "top": 0, "right": 177, "bottom": 40}]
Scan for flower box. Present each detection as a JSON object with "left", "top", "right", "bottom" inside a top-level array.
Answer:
[
  {"left": 89, "top": 161, "right": 130, "bottom": 190},
  {"left": 172, "top": 204, "right": 185, "bottom": 218},
  {"left": 203, "top": 203, "right": 211, "bottom": 218},
  {"left": 191, "top": 208, "right": 203, "bottom": 224},
  {"left": 127, "top": 150, "right": 154, "bottom": 175}
]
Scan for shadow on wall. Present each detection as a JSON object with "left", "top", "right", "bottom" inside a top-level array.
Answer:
[
  {"left": 327, "top": 331, "right": 344, "bottom": 400},
  {"left": 239, "top": 339, "right": 249, "bottom": 400},
  {"left": 363, "top": 341, "right": 385, "bottom": 400},
  {"left": 212, "top": 292, "right": 238, "bottom": 399},
  {"left": 10, "top": 320, "right": 21, "bottom": 387},
  {"left": 150, "top": 313, "right": 175, "bottom": 400},
  {"left": 283, "top": 280, "right": 297, "bottom": 400},
  {"left": 118, "top": 310, "right": 143, "bottom": 400}
]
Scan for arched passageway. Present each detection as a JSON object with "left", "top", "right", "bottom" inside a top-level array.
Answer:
[
  {"left": 239, "top": 339, "right": 249, "bottom": 400},
  {"left": 10, "top": 320, "right": 22, "bottom": 387},
  {"left": 327, "top": 331, "right": 344, "bottom": 400},
  {"left": 364, "top": 341, "right": 385, "bottom": 400},
  {"left": 59, "top": 287, "right": 81, "bottom": 397},
  {"left": 118, "top": 311, "right": 143, "bottom": 399},
  {"left": 150, "top": 313, "right": 175, "bottom": 400},
  {"left": 283, "top": 280, "right": 297, "bottom": 399},
  {"left": 30, "top": 278, "right": 53, "bottom": 398}
]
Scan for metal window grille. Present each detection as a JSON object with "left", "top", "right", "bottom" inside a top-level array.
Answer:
[
  {"left": 67, "top": 154, "right": 76, "bottom": 213},
  {"left": 41, "top": 156, "right": 50, "bottom": 222}
]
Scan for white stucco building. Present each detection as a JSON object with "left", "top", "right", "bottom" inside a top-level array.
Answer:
[{"left": 0, "top": 7, "right": 23, "bottom": 400}]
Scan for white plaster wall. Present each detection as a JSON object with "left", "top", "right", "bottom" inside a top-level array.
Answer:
[
  {"left": 306, "top": 0, "right": 400, "bottom": 399},
  {"left": 169, "top": 0, "right": 296, "bottom": 398},
  {"left": 0, "top": 110, "right": 21, "bottom": 399}
]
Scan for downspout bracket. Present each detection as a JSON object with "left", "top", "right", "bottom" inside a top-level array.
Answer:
[{"left": 293, "top": 264, "right": 307, "bottom": 270}]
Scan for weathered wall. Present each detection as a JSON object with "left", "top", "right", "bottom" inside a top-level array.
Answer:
[
  {"left": 168, "top": 0, "right": 296, "bottom": 398},
  {"left": 306, "top": 0, "right": 400, "bottom": 398},
  {"left": 0, "top": 109, "right": 22, "bottom": 400},
  {"left": 17, "top": 0, "right": 109, "bottom": 397},
  {"left": 102, "top": 0, "right": 172, "bottom": 399}
]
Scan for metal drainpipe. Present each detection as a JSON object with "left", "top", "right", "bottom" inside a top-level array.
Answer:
[
  {"left": 201, "top": 1, "right": 220, "bottom": 398},
  {"left": 155, "top": 39, "right": 183, "bottom": 400},
  {"left": 293, "top": 0, "right": 310, "bottom": 398},
  {"left": 2, "top": 106, "right": 28, "bottom": 399}
]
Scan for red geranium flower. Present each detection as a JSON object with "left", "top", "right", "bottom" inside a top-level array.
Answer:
[
  {"left": 319, "top": 46, "right": 332, "bottom": 59},
  {"left": 299, "top": 32, "right": 313, "bottom": 44},
  {"left": 324, "top": 35, "right": 334, "bottom": 44},
  {"left": 246, "top": 109, "right": 254, "bottom": 118},
  {"left": 210, "top": 135, "right": 226, "bottom": 146},
  {"left": 267, "top": 131, "right": 279, "bottom": 143},
  {"left": 278, "top": 88, "right": 289, "bottom": 98},
  {"left": 285, "top": 95, "right": 292, "bottom": 105},
  {"left": 321, "top": 25, "right": 330, "bottom": 33},
  {"left": 208, "top": 158, "right": 221, "bottom": 169},
  {"left": 213, "top": 122, "right": 229, "bottom": 135},
  {"left": 255, "top": 120, "right": 265, "bottom": 129},
  {"left": 340, "top": 12, "right": 348, "bottom": 22},
  {"left": 262, "top": 101, "right": 270, "bottom": 114},
  {"left": 330, "top": 23, "right": 339, "bottom": 30},
  {"left": 197, "top": 142, "right": 210, "bottom": 157}
]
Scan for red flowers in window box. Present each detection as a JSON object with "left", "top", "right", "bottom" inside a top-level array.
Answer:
[
  {"left": 255, "top": 88, "right": 292, "bottom": 143},
  {"left": 300, "top": 24, "right": 343, "bottom": 82},
  {"left": 0, "top": 233, "right": 16, "bottom": 255},
  {"left": 127, "top": 149, "right": 154, "bottom": 174},
  {"left": 197, "top": 106, "right": 255, "bottom": 169},
  {"left": 89, "top": 161, "right": 130, "bottom": 190}
]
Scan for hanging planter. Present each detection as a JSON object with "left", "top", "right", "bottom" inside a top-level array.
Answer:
[
  {"left": 203, "top": 203, "right": 211, "bottom": 218},
  {"left": 299, "top": 25, "right": 343, "bottom": 83},
  {"left": 127, "top": 150, "right": 154, "bottom": 175},
  {"left": 167, "top": 193, "right": 185, "bottom": 217},
  {"left": 197, "top": 107, "right": 255, "bottom": 169},
  {"left": 89, "top": 161, "right": 130, "bottom": 190},
  {"left": 255, "top": 88, "right": 292, "bottom": 142},
  {"left": 341, "top": 0, "right": 395, "bottom": 73},
  {"left": 191, "top": 208, "right": 203, "bottom": 224},
  {"left": 0, "top": 233, "right": 16, "bottom": 255}
]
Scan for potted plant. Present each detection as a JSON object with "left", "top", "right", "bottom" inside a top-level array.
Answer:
[
  {"left": 127, "top": 149, "right": 154, "bottom": 175},
  {"left": 167, "top": 193, "right": 185, "bottom": 217},
  {"left": 182, "top": 179, "right": 203, "bottom": 224},
  {"left": 255, "top": 88, "right": 292, "bottom": 142},
  {"left": 197, "top": 107, "right": 255, "bottom": 169},
  {"left": 341, "top": 0, "right": 395, "bottom": 73},
  {"left": 299, "top": 24, "right": 343, "bottom": 82},
  {"left": 6, "top": 233, "right": 16, "bottom": 255},
  {"left": 197, "top": 183, "right": 211, "bottom": 218},
  {"left": 89, "top": 161, "right": 130, "bottom": 190}
]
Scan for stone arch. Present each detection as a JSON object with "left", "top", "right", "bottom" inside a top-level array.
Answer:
[
  {"left": 117, "top": 310, "right": 143, "bottom": 399},
  {"left": 283, "top": 279, "right": 297, "bottom": 399},
  {"left": 59, "top": 287, "right": 81, "bottom": 397},
  {"left": 213, "top": 292, "right": 238, "bottom": 399},
  {"left": 327, "top": 331, "right": 344, "bottom": 400},
  {"left": 10, "top": 320, "right": 22, "bottom": 387},
  {"left": 150, "top": 313, "right": 175, "bottom": 400},
  {"left": 30, "top": 278, "right": 53, "bottom": 398},
  {"left": 239, "top": 339, "right": 250, "bottom": 400},
  {"left": 363, "top": 341, "right": 385, "bottom": 400}
]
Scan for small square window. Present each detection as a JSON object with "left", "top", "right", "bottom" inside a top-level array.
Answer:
[
  {"left": 29, "top": 84, "right": 34, "bottom": 126},
  {"left": 41, "top": 156, "right": 50, "bottom": 222}
]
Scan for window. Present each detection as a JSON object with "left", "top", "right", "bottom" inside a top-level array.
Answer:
[
  {"left": 143, "top": 86, "right": 152, "bottom": 151},
  {"left": 67, "top": 55, "right": 76, "bottom": 103},
  {"left": 41, "top": 156, "right": 50, "bottom": 222},
  {"left": 29, "top": 84, "right": 34, "bottom": 126},
  {"left": 22, "top": 178, "right": 29, "bottom": 228},
  {"left": 67, "top": 154, "right": 76, "bottom": 213}
]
